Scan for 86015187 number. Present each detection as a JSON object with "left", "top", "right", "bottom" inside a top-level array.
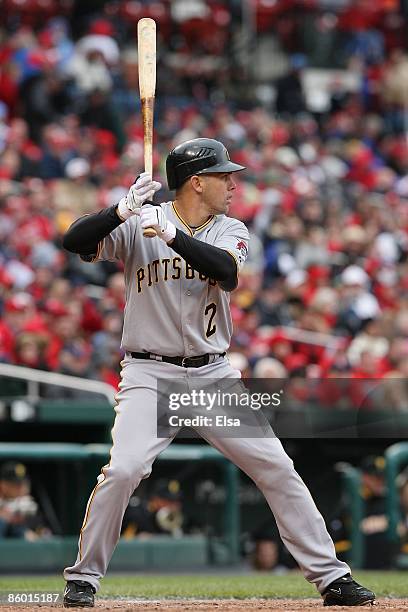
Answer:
[{"left": 2, "top": 592, "right": 60, "bottom": 604}]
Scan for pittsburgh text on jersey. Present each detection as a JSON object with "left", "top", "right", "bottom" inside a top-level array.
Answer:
[{"left": 136, "top": 257, "right": 217, "bottom": 294}]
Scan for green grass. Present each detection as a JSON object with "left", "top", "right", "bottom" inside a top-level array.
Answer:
[{"left": 0, "top": 572, "right": 406, "bottom": 599}]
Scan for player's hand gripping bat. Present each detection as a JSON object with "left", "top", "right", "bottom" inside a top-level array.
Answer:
[{"left": 138, "top": 18, "right": 157, "bottom": 238}]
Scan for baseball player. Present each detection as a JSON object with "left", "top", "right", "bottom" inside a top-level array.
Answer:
[{"left": 62, "top": 138, "right": 375, "bottom": 607}]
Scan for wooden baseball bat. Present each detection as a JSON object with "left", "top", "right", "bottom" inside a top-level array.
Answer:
[{"left": 138, "top": 17, "right": 157, "bottom": 238}]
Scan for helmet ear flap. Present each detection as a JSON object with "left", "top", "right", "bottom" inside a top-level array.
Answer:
[{"left": 166, "top": 155, "right": 177, "bottom": 190}]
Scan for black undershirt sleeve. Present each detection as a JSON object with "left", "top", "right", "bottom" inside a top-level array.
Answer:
[
  {"left": 170, "top": 229, "right": 238, "bottom": 291},
  {"left": 62, "top": 205, "right": 123, "bottom": 257}
]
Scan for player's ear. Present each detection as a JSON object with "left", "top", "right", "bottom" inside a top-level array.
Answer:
[{"left": 190, "top": 175, "right": 203, "bottom": 193}]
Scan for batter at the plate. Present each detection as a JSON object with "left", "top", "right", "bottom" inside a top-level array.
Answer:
[{"left": 62, "top": 138, "right": 375, "bottom": 608}]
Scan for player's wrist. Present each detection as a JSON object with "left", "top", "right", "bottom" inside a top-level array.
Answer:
[
  {"left": 117, "top": 197, "right": 134, "bottom": 221},
  {"left": 160, "top": 220, "right": 176, "bottom": 244}
]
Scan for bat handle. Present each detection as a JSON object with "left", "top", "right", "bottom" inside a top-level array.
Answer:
[
  {"left": 143, "top": 226, "right": 157, "bottom": 238},
  {"left": 142, "top": 157, "right": 157, "bottom": 238},
  {"left": 142, "top": 194, "right": 158, "bottom": 238}
]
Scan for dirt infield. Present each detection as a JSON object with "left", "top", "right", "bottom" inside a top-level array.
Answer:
[
  {"left": 1, "top": 598, "right": 407, "bottom": 611},
  {"left": 97, "top": 598, "right": 404, "bottom": 610},
  {"left": 104, "top": 599, "right": 404, "bottom": 611}
]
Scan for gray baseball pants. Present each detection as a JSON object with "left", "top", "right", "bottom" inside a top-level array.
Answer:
[{"left": 64, "top": 355, "right": 349, "bottom": 592}]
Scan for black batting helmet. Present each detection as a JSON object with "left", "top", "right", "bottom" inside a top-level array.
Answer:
[{"left": 166, "top": 138, "right": 245, "bottom": 190}]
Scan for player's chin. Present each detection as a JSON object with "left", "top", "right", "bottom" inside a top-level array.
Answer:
[{"left": 212, "top": 200, "right": 230, "bottom": 215}]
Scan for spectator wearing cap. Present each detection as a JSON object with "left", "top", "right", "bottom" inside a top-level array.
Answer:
[
  {"left": 249, "top": 515, "right": 296, "bottom": 574},
  {"left": 341, "top": 225, "right": 369, "bottom": 266},
  {"left": 3, "top": 292, "right": 36, "bottom": 335},
  {"left": 330, "top": 456, "right": 395, "bottom": 569},
  {"left": 250, "top": 529, "right": 281, "bottom": 572},
  {"left": 275, "top": 54, "right": 307, "bottom": 117},
  {"left": 336, "top": 266, "right": 381, "bottom": 334},
  {"left": 267, "top": 331, "right": 293, "bottom": 365},
  {"left": 121, "top": 479, "right": 184, "bottom": 539},
  {"left": 14, "top": 332, "right": 47, "bottom": 369},
  {"left": 285, "top": 269, "right": 308, "bottom": 303},
  {"left": 19, "top": 60, "right": 73, "bottom": 143},
  {"left": 51, "top": 156, "right": 98, "bottom": 217},
  {"left": 308, "top": 286, "right": 338, "bottom": 330},
  {"left": 43, "top": 308, "right": 84, "bottom": 372},
  {"left": 0, "top": 462, "right": 48, "bottom": 540},
  {"left": 253, "top": 357, "right": 287, "bottom": 379},
  {"left": 347, "top": 317, "right": 389, "bottom": 370},
  {"left": 64, "top": 27, "right": 117, "bottom": 95},
  {"left": 256, "top": 283, "right": 292, "bottom": 327},
  {"left": 7, "top": 292, "right": 53, "bottom": 360},
  {"left": 39, "top": 124, "right": 76, "bottom": 179},
  {"left": 359, "top": 456, "right": 396, "bottom": 568}
]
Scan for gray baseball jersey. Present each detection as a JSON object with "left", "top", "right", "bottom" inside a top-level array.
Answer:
[{"left": 92, "top": 202, "right": 250, "bottom": 356}]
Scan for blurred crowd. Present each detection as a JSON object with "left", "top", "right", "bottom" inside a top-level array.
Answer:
[{"left": 0, "top": 0, "right": 407, "bottom": 391}]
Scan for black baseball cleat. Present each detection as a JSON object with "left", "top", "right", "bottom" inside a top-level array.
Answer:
[
  {"left": 323, "top": 574, "right": 375, "bottom": 606},
  {"left": 63, "top": 581, "right": 95, "bottom": 607}
]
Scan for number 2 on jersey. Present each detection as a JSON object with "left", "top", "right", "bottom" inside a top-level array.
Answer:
[{"left": 205, "top": 303, "right": 217, "bottom": 337}]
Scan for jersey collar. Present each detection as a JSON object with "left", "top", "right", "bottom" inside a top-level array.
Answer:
[{"left": 171, "top": 202, "right": 215, "bottom": 237}]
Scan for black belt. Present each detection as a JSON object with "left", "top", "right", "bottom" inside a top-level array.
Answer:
[{"left": 129, "top": 351, "right": 225, "bottom": 368}]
